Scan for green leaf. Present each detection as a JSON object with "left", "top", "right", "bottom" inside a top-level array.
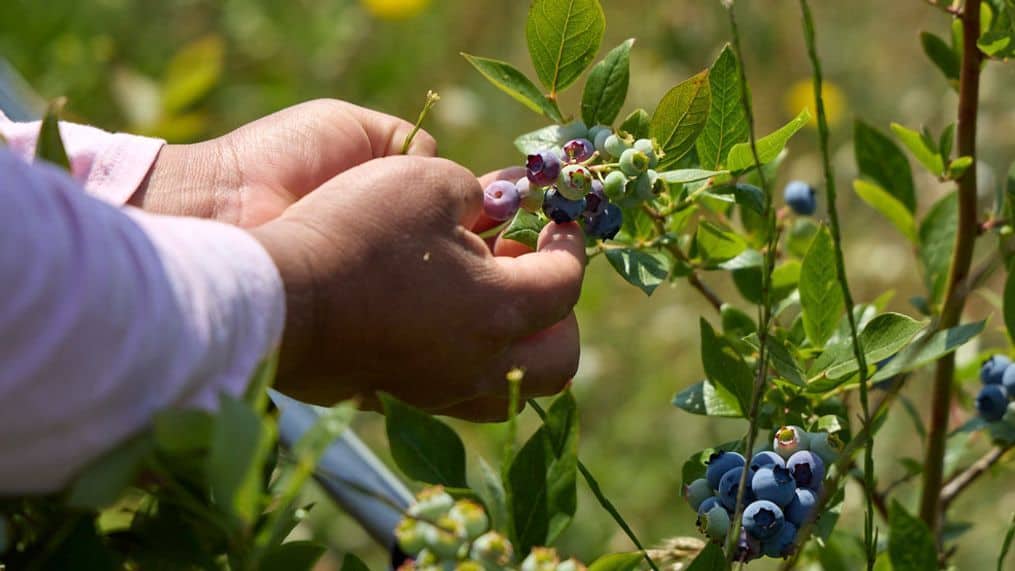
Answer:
[
  {"left": 697, "top": 221, "right": 747, "bottom": 264},
  {"left": 686, "top": 542, "right": 729, "bottom": 571},
  {"left": 525, "top": 0, "right": 606, "bottom": 94},
  {"left": 672, "top": 379, "right": 743, "bottom": 417},
  {"left": 650, "top": 69, "right": 711, "bottom": 169},
  {"left": 1004, "top": 270, "right": 1015, "bottom": 344},
  {"left": 888, "top": 500, "right": 937, "bottom": 571},
  {"left": 948, "top": 156, "right": 974, "bottom": 179},
  {"left": 588, "top": 552, "right": 644, "bottom": 571},
  {"left": 162, "top": 36, "right": 224, "bottom": 114},
  {"left": 871, "top": 320, "right": 985, "bottom": 381},
  {"left": 67, "top": 434, "right": 153, "bottom": 509},
  {"left": 999, "top": 512, "right": 1015, "bottom": 571},
  {"left": 726, "top": 108, "right": 811, "bottom": 172},
  {"left": 619, "top": 108, "right": 651, "bottom": 139},
  {"left": 208, "top": 395, "right": 271, "bottom": 525},
  {"left": 768, "top": 336, "right": 807, "bottom": 387},
  {"left": 800, "top": 227, "right": 844, "bottom": 347},
  {"left": 342, "top": 553, "right": 371, "bottom": 571},
  {"left": 823, "top": 313, "right": 925, "bottom": 380},
  {"left": 890, "top": 123, "right": 945, "bottom": 176},
  {"left": 656, "top": 169, "right": 726, "bottom": 184},
  {"left": 854, "top": 120, "right": 916, "bottom": 212},
  {"left": 605, "top": 248, "right": 671, "bottom": 295},
  {"left": 979, "top": 0, "right": 1015, "bottom": 58},
  {"left": 478, "top": 457, "right": 508, "bottom": 532},
  {"left": 380, "top": 393, "right": 467, "bottom": 487},
  {"left": 581, "top": 39, "right": 633, "bottom": 126},
  {"left": 260, "top": 542, "right": 327, "bottom": 571},
  {"left": 245, "top": 350, "right": 279, "bottom": 413},
  {"left": 700, "top": 318, "right": 752, "bottom": 414},
  {"left": 721, "top": 304, "right": 756, "bottom": 337},
  {"left": 921, "top": 31, "right": 960, "bottom": 84},
  {"left": 35, "top": 98, "right": 70, "bottom": 171},
  {"left": 462, "top": 54, "right": 564, "bottom": 122},
  {"left": 502, "top": 209, "right": 548, "bottom": 250},
  {"left": 853, "top": 180, "right": 918, "bottom": 242},
  {"left": 543, "top": 391, "right": 578, "bottom": 542},
  {"left": 919, "top": 192, "right": 958, "bottom": 305},
  {"left": 696, "top": 45, "right": 749, "bottom": 170},
  {"left": 509, "top": 428, "right": 549, "bottom": 555},
  {"left": 153, "top": 408, "right": 214, "bottom": 454},
  {"left": 515, "top": 124, "right": 568, "bottom": 155}
]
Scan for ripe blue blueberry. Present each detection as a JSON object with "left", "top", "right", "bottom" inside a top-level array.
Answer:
[
  {"left": 699, "top": 505, "right": 731, "bottom": 541},
  {"left": 619, "top": 148, "right": 650, "bottom": 177},
  {"left": 633, "top": 138, "right": 658, "bottom": 168},
  {"left": 718, "top": 466, "right": 751, "bottom": 511},
  {"left": 593, "top": 128, "right": 613, "bottom": 157},
  {"left": 516, "top": 177, "right": 545, "bottom": 213},
  {"left": 604, "top": 134, "right": 631, "bottom": 159},
  {"left": 557, "top": 164, "right": 594, "bottom": 200},
  {"left": 542, "top": 188, "right": 586, "bottom": 224},
  {"left": 742, "top": 500, "right": 785, "bottom": 540},
  {"left": 976, "top": 384, "right": 1009, "bottom": 422},
  {"left": 773, "top": 425, "right": 810, "bottom": 460},
  {"left": 526, "top": 151, "right": 562, "bottom": 187},
  {"left": 563, "top": 138, "right": 596, "bottom": 163},
  {"left": 751, "top": 466, "right": 796, "bottom": 507},
  {"left": 684, "top": 478, "right": 714, "bottom": 511},
  {"left": 1002, "top": 365, "right": 1015, "bottom": 398},
  {"left": 603, "top": 170, "right": 628, "bottom": 201},
  {"left": 784, "top": 488, "right": 817, "bottom": 527},
  {"left": 786, "top": 451, "right": 825, "bottom": 490},
  {"left": 483, "top": 180, "right": 521, "bottom": 221},
  {"left": 585, "top": 204, "right": 623, "bottom": 240},
  {"left": 982, "top": 354, "right": 1013, "bottom": 384},
  {"left": 808, "top": 432, "right": 843, "bottom": 466},
  {"left": 696, "top": 496, "right": 722, "bottom": 517},
  {"left": 749, "top": 451, "right": 786, "bottom": 473},
  {"left": 783, "top": 181, "right": 817, "bottom": 215},
  {"left": 705, "top": 451, "right": 746, "bottom": 490},
  {"left": 761, "top": 521, "right": 798, "bottom": 559}
]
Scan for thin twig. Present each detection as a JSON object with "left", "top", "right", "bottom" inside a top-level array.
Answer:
[
  {"left": 940, "top": 444, "right": 1014, "bottom": 508},
  {"left": 641, "top": 204, "right": 725, "bottom": 312}
]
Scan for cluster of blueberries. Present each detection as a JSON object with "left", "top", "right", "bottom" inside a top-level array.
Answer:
[
  {"left": 975, "top": 355, "right": 1015, "bottom": 423},
  {"left": 683, "top": 426, "right": 841, "bottom": 562},
  {"left": 395, "top": 486, "right": 585, "bottom": 571},
  {"left": 482, "top": 122, "right": 668, "bottom": 241}
]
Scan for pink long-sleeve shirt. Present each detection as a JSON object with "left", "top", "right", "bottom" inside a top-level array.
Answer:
[{"left": 0, "top": 112, "right": 286, "bottom": 493}]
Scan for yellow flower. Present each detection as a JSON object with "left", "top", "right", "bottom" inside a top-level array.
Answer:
[
  {"left": 361, "top": 0, "right": 430, "bottom": 20},
  {"left": 784, "top": 78, "right": 845, "bottom": 127}
]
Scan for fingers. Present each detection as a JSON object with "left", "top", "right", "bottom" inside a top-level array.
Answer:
[
  {"left": 492, "top": 222, "right": 587, "bottom": 337},
  {"left": 338, "top": 100, "right": 438, "bottom": 157}
]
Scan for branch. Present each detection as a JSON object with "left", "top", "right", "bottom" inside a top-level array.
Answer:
[
  {"left": 641, "top": 204, "right": 725, "bottom": 313},
  {"left": 940, "top": 444, "right": 1014, "bottom": 508},
  {"left": 920, "top": 0, "right": 983, "bottom": 537}
]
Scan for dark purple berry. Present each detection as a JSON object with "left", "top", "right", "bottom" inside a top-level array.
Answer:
[
  {"left": 585, "top": 204, "right": 623, "bottom": 240},
  {"left": 526, "top": 150, "right": 562, "bottom": 187},
  {"left": 483, "top": 181, "right": 521, "bottom": 221},
  {"left": 786, "top": 451, "right": 825, "bottom": 490},
  {"left": 542, "top": 188, "right": 586, "bottom": 224},
  {"left": 976, "top": 384, "right": 1008, "bottom": 422},
  {"left": 562, "top": 138, "right": 595, "bottom": 163},
  {"left": 761, "top": 521, "right": 798, "bottom": 558},
  {"left": 784, "top": 181, "right": 817, "bottom": 215},
  {"left": 981, "top": 355, "right": 1011, "bottom": 385},
  {"left": 584, "top": 180, "right": 607, "bottom": 217},
  {"left": 718, "top": 466, "right": 751, "bottom": 511}
]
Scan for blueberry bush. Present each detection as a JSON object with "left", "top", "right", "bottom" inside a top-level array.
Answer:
[{"left": 3, "top": 0, "right": 1015, "bottom": 569}]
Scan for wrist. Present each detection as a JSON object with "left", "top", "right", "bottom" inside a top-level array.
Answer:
[{"left": 130, "top": 142, "right": 238, "bottom": 220}]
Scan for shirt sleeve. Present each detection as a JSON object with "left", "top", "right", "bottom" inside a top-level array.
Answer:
[
  {"left": 0, "top": 109, "right": 165, "bottom": 206},
  {"left": 0, "top": 148, "right": 286, "bottom": 493}
]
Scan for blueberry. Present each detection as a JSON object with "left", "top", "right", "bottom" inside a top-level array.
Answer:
[
  {"left": 633, "top": 169, "right": 662, "bottom": 200},
  {"left": 593, "top": 128, "right": 613, "bottom": 157},
  {"left": 783, "top": 181, "right": 817, "bottom": 215},
  {"left": 981, "top": 355, "right": 1012, "bottom": 385},
  {"left": 749, "top": 451, "right": 786, "bottom": 473},
  {"left": 603, "top": 170, "right": 628, "bottom": 201},
  {"left": 542, "top": 188, "right": 586, "bottom": 224},
  {"left": 808, "top": 432, "right": 843, "bottom": 466},
  {"left": 742, "top": 500, "right": 785, "bottom": 540},
  {"left": 604, "top": 134, "right": 631, "bottom": 159},
  {"left": 409, "top": 486, "right": 455, "bottom": 519},
  {"left": 585, "top": 204, "right": 623, "bottom": 240},
  {"left": 563, "top": 138, "right": 596, "bottom": 163},
  {"left": 718, "top": 466, "right": 751, "bottom": 511},
  {"left": 696, "top": 496, "right": 722, "bottom": 517},
  {"left": 752, "top": 466, "right": 796, "bottom": 507},
  {"left": 557, "top": 164, "right": 594, "bottom": 200},
  {"left": 773, "top": 425, "right": 810, "bottom": 460},
  {"left": 783, "top": 488, "right": 817, "bottom": 527},
  {"left": 633, "top": 138, "right": 658, "bottom": 168},
  {"left": 761, "top": 521, "right": 798, "bottom": 558},
  {"left": 516, "top": 177, "right": 545, "bottom": 213},
  {"left": 449, "top": 500, "right": 489, "bottom": 540},
  {"left": 395, "top": 518, "right": 427, "bottom": 556},
  {"left": 588, "top": 125, "right": 611, "bottom": 142},
  {"left": 1003, "top": 365, "right": 1015, "bottom": 398},
  {"left": 684, "top": 478, "right": 714, "bottom": 511},
  {"left": 520, "top": 547, "right": 559, "bottom": 571},
  {"left": 470, "top": 532, "right": 514, "bottom": 567},
  {"left": 483, "top": 180, "right": 521, "bottom": 221},
  {"left": 734, "top": 528, "right": 763, "bottom": 563},
  {"left": 698, "top": 504, "right": 731, "bottom": 541},
  {"left": 976, "top": 384, "right": 1009, "bottom": 422},
  {"left": 705, "top": 451, "right": 746, "bottom": 490},
  {"left": 584, "top": 180, "right": 607, "bottom": 217},
  {"left": 786, "top": 451, "right": 825, "bottom": 490},
  {"left": 526, "top": 150, "right": 562, "bottom": 187},
  {"left": 557, "top": 558, "right": 583, "bottom": 571},
  {"left": 423, "top": 516, "right": 466, "bottom": 559},
  {"left": 619, "top": 148, "right": 650, "bottom": 177}
]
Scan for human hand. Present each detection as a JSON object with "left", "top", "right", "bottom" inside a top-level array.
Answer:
[
  {"left": 250, "top": 156, "right": 585, "bottom": 421},
  {"left": 132, "top": 99, "right": 436, "bottom": 227}
]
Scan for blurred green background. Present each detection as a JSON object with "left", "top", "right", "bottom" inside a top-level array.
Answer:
[{"left": 3, "top": 0, "right": 1015, "bottom": 569}]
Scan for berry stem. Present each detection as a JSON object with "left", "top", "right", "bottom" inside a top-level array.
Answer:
[
  {"left": 919, "top": 0, "right": 983, "bottom": 540},
  {"left": 940, "top": 444, "right": 1014, "bottom": 508},
  {"left": 640, "top": 204, "right": 724, "bottom": 312},
  {"left": 798, "top": 1, "right": 876, "bottom": 567},
  {"left": 400, "top": 90, "right": 440, "bottom": 155}
]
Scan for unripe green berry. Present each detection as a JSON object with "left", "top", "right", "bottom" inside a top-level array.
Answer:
[
  {"left": 415, "top": 548, "right": 440, "bottom": 566},
  {"left": 521, "top": 547, "right": 559, "bottom": 571},
  {"left": 604, "top": 134, "right": 631, "bottom": 159},
  {"left": 684, "top": 478, "right": 713, "bottom": 511},
  {"left": 556, "top": 558, "right": 586, "bottom": 571},
  {"left": 396, "top": 518, "right": 428, "bottom": 556},
  {"left": 808, "top": 432, "right": 843, "bottom": 465},
  {"left": 602, "top": 170, "right": 628, "bottom": 201},
  {"left": 423, "top": 517, "right": 466, "bottom": 560},
  {"left": 409, "top": 486, "right": 455, "bottom": 519},
  {"left": 449, "top": 500, "right": 488, "bottom": 540},
  {"left": 773, "top": 426, "right": 810, "bottom": 460},
  {"left": 470, "top": 531, "right": 514, "bottom": 568},
  {"left": 633, "top": 139, "right": 658, "bottom": 168},
  {"left": 456, "top": 561, "right": 485, "bottom": 571},
  {"left": 619, "top": 149, "right": 650, "bottom": 177},
  {"left": 699, "top": 504, "right": 730, "bottom": 541},
  {"left": 592, "top": 129, "right": 613, "bottom": 157},
  {"left": 557, "top": 164, "right": 594, "bottom": 200},
  {"left": 516, "top": 177, "right": 545, "bottom": 213}
]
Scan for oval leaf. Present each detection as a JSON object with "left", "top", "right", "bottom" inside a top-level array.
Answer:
[
  {"left": 605, "top": 248, "right": 672, "bottom": 295},
  {"left": 726, "top": 108, "right": 811, "bottom": 172},
  {"left": 888, "top": 500, "right": 937, "bottom": 571},
  {"left": 35, "top": 98, "right": 70, "bottom": 171},
  {"left": 526, "top": 0, "right": 606, "bottom": 94},
  {"left": 581, "top": 39, "right": 633, "bottom": 126},
  {"left": 854, "top": 120, "right": 916, "bottom": 212},
  {"left": 696, "top": 44, "right": 749, "bottom": 170},
  {"left": 381, "top": 393, "right": 467, "bottom": 487},
  {"left": 588, "top": 552, "right": 644, "bottom": 571},
  {"left": 800, "top": 227, "right": 845, "bottom": 347},
  {"left": 650, "top": 69, "right": 711, "bottom": 169},
  {"left": 462, "top": 53, "right": 564, "bottom": 123},
  {"left": 853, "top": 179, "right": 917, "bottom": 243}
]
